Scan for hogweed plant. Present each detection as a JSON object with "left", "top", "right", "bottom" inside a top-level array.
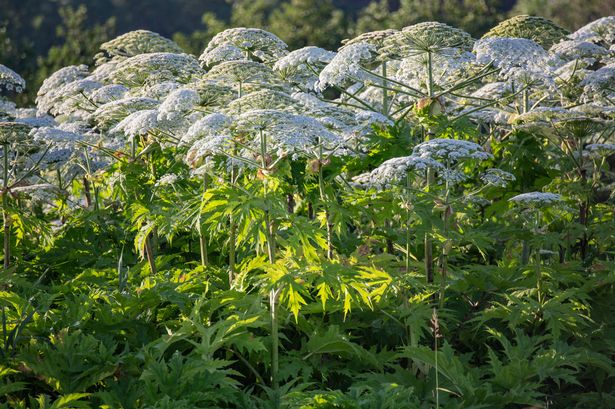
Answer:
[{"left": 0, "top": 16, "right": 613, "bottom": 409}]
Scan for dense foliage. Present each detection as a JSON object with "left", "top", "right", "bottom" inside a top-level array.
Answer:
[{"left": 0, "top": 13, "right": 614, "bottom": 409}]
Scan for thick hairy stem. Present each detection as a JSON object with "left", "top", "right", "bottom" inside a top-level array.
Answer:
[
  {"left": 83, "top": 176, "right": 92, "bottom": 208},
  {"left": 199, "top": 176, "right": 209, "bottom": 269},
  {"left": 229, "top": 148, "right": 237, "bottom": 281},
  {"left": 406, "top": 173, "right": 412, "bottom": 273},
  {"left": 269, "top": 286, "right": 280, "bottom": 406},
  {"left": 317, "top": 148, "right": 334, "bottom": 259},
  {"left": 534, "top": 211, "right": 543, "bottom": 305},
  {"left": 144, "top": 234, "right": 156, "bottom": 275},
  {"left": 427, "top": 51, "right": 434, "bottom": 98},
  {"left": 228, "top": 218, "right": 236, "bottom": 281},
  {"left": 260, "top": 129, "right": 279, "bottom": 403},
  {"left": 381, "top": 61, "right": 389, "bottom": 115},
  {"left": 439, "top": 185, "right": 451, "bottom": 308},
  {"left": 199, "top": 232, "right": 208, "bottom": 267},
  {"left": 425, "top": 168, "right": 434, "bottom": 284},
  {"left": 521, "top": 241, "right": 531, "bottom": 265},
  {"left": 2, "top": 144, "right": 9, "bottom": 270},
  {"left": 2, "top": 208, "right": 9, "bottom": 271},
  {"left": 579, "top": 200, "right": 589, "bottom": 261}
]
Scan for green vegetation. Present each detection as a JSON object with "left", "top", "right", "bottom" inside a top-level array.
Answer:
[{"left": 0, "top": 4, "right": 614, "bottom": 409}]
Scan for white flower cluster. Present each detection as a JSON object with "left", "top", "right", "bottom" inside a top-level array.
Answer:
[
  {"left": 155, "top": 173, "right": 179, "bottom": 187},
  {"left": 549, "top": 40, "right": 610, "bottom": 62},
  {"left": 317, "top": 43, "right": 377, "bottom": 91},
  {"left": 355, "top": 155, "right": 444, "bottom": 188},
  {"left": 200, "top": 28, "right": 288, "bottom": 65},
  {"left": 235, "top": 109, "right": 341, "bottom": 158},
  {"left": 585, "top": 143, "right": 615, "bottom": 155},
  {"left": 473, "top": 37, "right": 555, "bottom": 79},
  {"left": 509, "top": 192, "right": 562, "bottom": 207},
  {"left": 570, "top": 16, "right": 615, "bottom": 45},
  {"left": 102, "top": 53, "right": 204, "bottom": 87},
  {"left": 579, "top": 63, "right": 615, "bottom": 103},
  {"left": 0, "top": 64, "right": 26, "bottom": 93},
  {"left": 200, "top": 44, "right": 246, "bottom": 68},
  {"left": 274, "top": 47, "right": 336, "bottom": 88},
  {"left": 181, "top": 113, "right": 232, "bottom": 146},
  {"left": 480, "top": 168, "right": 516, "bottom": 187},
  {"left": 157, "top": 89, "right": 200, "bottom": 122},
  {"left": 95, "top": 30, "right": 184, "bottom": 65},
  {"left": 110, "top": 109, "right": 159, "bottom": 138},
  {"left": 412, "top": 138, "right": 493, "bottom": 163}
]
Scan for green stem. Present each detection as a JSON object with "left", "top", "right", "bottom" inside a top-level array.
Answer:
[
  {"left": 405, "top": 172, "right": 412, "bottom": 273},
  {"left": 534, "top": 210, "right": 542, "bottom": 305},
  {"left": 259, "top": 129, "right": 279, "bottom": 404},
  {"left": 427, "top": 51, "right": 434, "bottom": 98},
  {"left": 425, "top": 168, "right": 434, "bottom": 284},
  {"left": 199, "top": 175, "right": 209, "bottom": 268},
  {"left": 2, "top": 144, "right": 9, "bottom": 270},
  {"left": 318, "top": 143, "right": 333, "bottom": 259},
  {"left": 381, "top": 62, "right": 389, "bottom": 115}
]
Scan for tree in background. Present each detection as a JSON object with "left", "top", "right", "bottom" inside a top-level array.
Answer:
[
  {"left": 269, "top": 0, "right": 347, "bottom": 49},
  {"left": 355, "top": 0, "right": 504, "bottom": 37},
  {"left": 34, "top": 6, "right": 116, "bottom": 103},
  {"left": 173, "top": 13, "right": 227, "bottom": 55},
  {"left": 511, "top": 0, "right": 615, "bottom": 30}
]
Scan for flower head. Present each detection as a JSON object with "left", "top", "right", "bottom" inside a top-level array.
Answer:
[
  {"left": 0, "top": 64, "right": 26, "bottom": 93},
  {"left": 413, "top": 138, "right": 492, "bottom": 163},
  {"left": 482, "top": 15, "right": 569, "bottom": 49},
  {"left": 201, "top": 28, "right": 288, "bottom": 65},
  {"left": 509, "top": 192, "right": 562, "bottom": 207},
  {"left": 95, "top": 30, "right": 184, "bottom": 65}
]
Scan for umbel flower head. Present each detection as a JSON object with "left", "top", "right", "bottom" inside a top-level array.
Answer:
[
  {"left": 94, "top": 30, "right": 184, "bottom": 65},
  {"left": 482, "top": 15, "right": 569, "bottom": 49},
  {"left": 570, "top": 16, "right": 615, "bottom": 45},
  {"left": 549, "top": 40, "right": 610, "bottom": 62},
  {"left": 473, "top": 37, "right": 555, "bottom": 81},
  {"left": 316, "top": 43, "right": 378, "bottom": 91},
  {"left": 36, "top": 65, "right": 90, "bottom": 114},
  {"left": 355, "top": 155, "right": 444, "bottom": 189},
  {"left": 273, "top": 47, "right": 336, "bottom": 88},
  {"left": 89, "top": 97, "right": 160, "bottom": 131},
  {"left": 102, "top": 53, "right": 204, "bottom": 88},
  {"left": 200, "top": 28, "right": 288, "bottom": 65},
  {"left": 412, "top": 138, "right": 492, "bottom": 163},
  {"left": 235, "top": 109, "right": 341, "bottom": 158},
  {"left": 0, "top": 64, "right": 26, "bottom": 93},
  {"left": 224, "top": 89, "right": 298, "bottom": 116},
  {"left": 204, "top": 60, "right": 281, "bottom": 90},
  {"left": 481, "top": 168, "right": 516, "bottom": 187},
  {"left": 509, "top": 192, "right": 563, "bottom": 207},
  {"left": 381, "top": 22, "right": 474, "bottom": 59},
  {"left": 340, "top": 29, "right": 399, "bottom": 54}
]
